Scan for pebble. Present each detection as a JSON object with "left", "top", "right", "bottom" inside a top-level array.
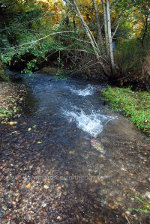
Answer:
[
  {"left": 42, "top": 203, "right": 47, "bottom": 208},
  {"left": 44, "top": 185, "right": 49, "bottom": 189},
  {"left": 2, "top": 205, "right": 7, "bottom": 211},
  {"left": 57, "top": 216, "right": 62, "bottom": 221},
  {"left": 144, "top": 191, "right": 150, "bottom": 200},
  {"left": 125, "top": 211, "right": 131, "bottom": 215}
]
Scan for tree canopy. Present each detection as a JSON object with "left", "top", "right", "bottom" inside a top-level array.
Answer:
[{"left": 0, "top": 0, "right": 149, "bottom": 84}]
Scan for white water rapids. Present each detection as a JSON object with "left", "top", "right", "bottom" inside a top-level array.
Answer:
[
  {"left": 63, "top": 108, "right": 115, "bottom": 137},
  {"left": 63, "top": 85, "right": 116, "bottom": 137},
  {"left": 26, "top": 75, "right": 117, "bottom": 138},
  {"left": 68, "top": 84, "right": 96, "bottom": 96}
]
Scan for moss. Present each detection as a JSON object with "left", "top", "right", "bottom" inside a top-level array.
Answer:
[{"left": 102, "top": 86, "right": 150, "bottom": 136}]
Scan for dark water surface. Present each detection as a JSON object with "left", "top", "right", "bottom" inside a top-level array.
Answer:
[{"left": 0, "top": 73, "right": 150, "bottom": 223}]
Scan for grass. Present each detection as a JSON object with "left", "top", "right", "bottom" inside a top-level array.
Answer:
[
  {"left": 133, "top": 196, "right": 150, "bottom": 214},
  {"left": 102, "top": 86, "right": 150, "bottom": 136}
]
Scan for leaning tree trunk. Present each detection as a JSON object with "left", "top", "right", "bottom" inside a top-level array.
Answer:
[
  {"left": 72, "top": 0, "right": 112, "bottom": 75},
  {"left": 66, "top": 0, "right": 112, "bottom": 76},
  {"left": 92, "top": 0, "right": 104, "bottom": 51},
  {"left": 72, "top": 0, "right": 100, "bottom": 59}
]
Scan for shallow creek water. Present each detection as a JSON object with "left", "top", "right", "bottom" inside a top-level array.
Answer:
[{"left": 0, "top": 73, "right": 150, "bottom": 223}]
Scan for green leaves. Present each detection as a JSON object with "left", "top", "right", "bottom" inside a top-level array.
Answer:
[
  {"left": 132, "top": 195, "right": 150, "bottom": 214},
  {"left": 0, "top": 1, "right": 50, "bottom": 72},
  {"left": 0, "top": 108, "right": 13, "bottom": 118}
]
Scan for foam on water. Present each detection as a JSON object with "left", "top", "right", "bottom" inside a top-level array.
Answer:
[
  {"left": 69, "top": 84, "right": 96, "bottom": 96},
  {"left": 63, "top": 107, "right": 115, "bottom": 137}
]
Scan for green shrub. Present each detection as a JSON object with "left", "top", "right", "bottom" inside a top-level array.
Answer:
[{"left": 115, "top": 38, "right": 150, "bottom": 75}]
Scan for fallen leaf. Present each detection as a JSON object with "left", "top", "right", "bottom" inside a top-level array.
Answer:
[
  {"left": 26, "top": 183, "right": 31, "bottom": 189},
  {"left": 8, "top": 121, "right": 18, "bottom": 126}
]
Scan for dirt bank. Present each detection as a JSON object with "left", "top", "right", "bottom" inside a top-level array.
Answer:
[{"left": 0, "top": 81, "right": 26, "bottom": 123}]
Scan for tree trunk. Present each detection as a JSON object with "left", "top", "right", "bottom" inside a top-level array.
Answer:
[
  {"left": 66, "top": 0, "right": 112, "bottom": 77},
  {"left": 73, "top": 16, "right": 76, "bottom": 31},
  {"left": 106, "top": 0, "right": 115, "bottom": 73},
  {"left": 142, "top": 15, "right": 148, "bottom": 46},
  {"left": 102, "top": 0, "right": 109, "bottom": 55},
  {"left": 72, "top": 0, "right": 100, "bottom": 59},
  {"left": 92, "top": 0, "right": 104, "bottom": 51}
]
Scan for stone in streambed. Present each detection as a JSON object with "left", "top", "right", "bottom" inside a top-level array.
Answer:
[{"left": 144, "top": 192, "right": 150, "bottom": 200}]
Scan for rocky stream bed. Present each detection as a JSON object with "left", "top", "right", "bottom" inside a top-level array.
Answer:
[{"left": 0, "top": 74, "right": 150, "bottom": 224}]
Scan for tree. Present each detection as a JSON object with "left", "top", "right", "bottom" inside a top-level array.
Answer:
[
  {"left": 92, "top": 0, "right": 104, "bottom": 49},
  {"left": 102, "top": 0, "right": 115, "bottom": 72},
  {"left": 65, "top": 0, "right": 116, "bottom": 76}
]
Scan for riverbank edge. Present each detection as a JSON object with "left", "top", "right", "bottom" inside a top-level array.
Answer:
[
  {"left": 102, "top": 86, "right": 150, "bottom": 137},
  {"left": 0, "top": 81, "right": 26, "bottom": 124},
  {"left": 39, "top": 66, "right": 108, "bottom": 82}
]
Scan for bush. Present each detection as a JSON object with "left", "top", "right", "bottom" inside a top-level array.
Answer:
[
  {"left": 115, "top": 38, "right": 150, "bottom": 74},
  {"left": 114, "top": 37, "right": 150, "bottom": 89}
]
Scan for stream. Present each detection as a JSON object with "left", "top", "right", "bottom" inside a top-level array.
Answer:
[{"left": 0, "top": 73, "right": 150, "bottom": 223}]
